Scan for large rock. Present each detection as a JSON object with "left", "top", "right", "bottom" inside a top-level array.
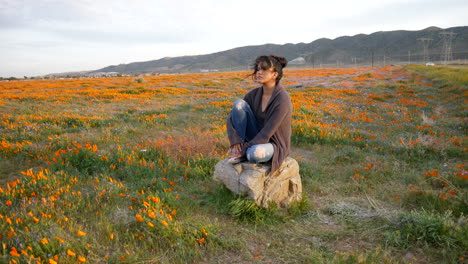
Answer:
[{"left": 213, "top": 157, "right": 302, "bottom": 208}]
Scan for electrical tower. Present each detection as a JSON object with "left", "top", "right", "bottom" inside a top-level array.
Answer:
[
  {"left": 439, "top": 31, "right": 456, "bottom": 64},
  {"left": 418, "top": 37, "right": 432, "bottom": 63}
]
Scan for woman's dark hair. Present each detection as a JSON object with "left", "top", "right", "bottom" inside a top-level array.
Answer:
[{"left": 251, "top": 55, "right": 288, "bottom": 84}]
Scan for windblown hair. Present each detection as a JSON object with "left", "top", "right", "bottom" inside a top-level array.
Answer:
[{"left": 251, "top": 55, "right": 288, "bottom": 84}]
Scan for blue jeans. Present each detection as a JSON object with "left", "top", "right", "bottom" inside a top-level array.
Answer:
[{"left": 230, "top": 99, "right": 274, "bottom": 163}]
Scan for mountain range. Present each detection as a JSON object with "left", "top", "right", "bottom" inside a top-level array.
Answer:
[{"left": 77, "top": 26, "right": 468, "bottom": 75}]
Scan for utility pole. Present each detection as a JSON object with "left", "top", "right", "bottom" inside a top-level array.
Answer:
[
  {"left": 440, "top": 31, "right": 456, "bottom": 64},
  {"left": 408, "top": 50, "right": 411, "bottom": 65},
  {"left": 418, "top": 37, "right": 432, "bottom": 63}
]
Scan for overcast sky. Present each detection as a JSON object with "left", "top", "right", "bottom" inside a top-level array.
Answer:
[{"left": 1, "top": 0, "right": 467, "bottom": 77}]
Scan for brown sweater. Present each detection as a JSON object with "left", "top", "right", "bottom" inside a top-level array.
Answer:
[{"left": 227, "top": 84, "right": 292, "bottom": 174}]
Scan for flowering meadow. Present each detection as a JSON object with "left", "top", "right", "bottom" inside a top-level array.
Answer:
[{"left": 0, "top": 66, "right": 466, "bottom": 263}]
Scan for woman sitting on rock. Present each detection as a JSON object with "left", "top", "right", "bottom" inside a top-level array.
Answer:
[{"left": 226, "top": 54, "right": 292, "bottom": 174}]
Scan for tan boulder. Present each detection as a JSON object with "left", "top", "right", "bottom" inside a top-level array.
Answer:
[{"left": 213, "top": 157, "right": 302, "bottom": 208}]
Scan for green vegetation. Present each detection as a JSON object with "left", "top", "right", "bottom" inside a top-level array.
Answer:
[
  {"left": 0, "top": 66, "right": 466, "bottom": 263},
  {"left": 406, "top": 65, "right": 468, "bottom": 86}
]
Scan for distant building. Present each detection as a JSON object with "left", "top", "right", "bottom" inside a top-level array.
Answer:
[
  {"left": 87, "top": 72, "right": 120, "bottom": 77},
  {"left": 289, "top": 57, "right": 306, "bottom": 65},
  {"left": 200, "top": 69, "right": 219, "bottom": 73},
  {"left": 104, "top": 72, "right": 120, "bottom": 76}
]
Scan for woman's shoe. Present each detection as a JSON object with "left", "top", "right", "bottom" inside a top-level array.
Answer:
[{"left": 227, "top": 157, "right": 244, "bottom": 164}]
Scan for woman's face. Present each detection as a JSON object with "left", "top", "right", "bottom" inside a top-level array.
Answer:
[{"left": 255, "top": 65, "right": 278, "bottom": 85}]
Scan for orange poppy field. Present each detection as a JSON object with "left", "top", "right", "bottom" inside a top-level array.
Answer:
[{"left": 0, "top": 65, "right": 466, "bottom": 263}]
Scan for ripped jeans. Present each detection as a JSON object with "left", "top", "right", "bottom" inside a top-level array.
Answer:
[{"left": 230, "top": 99, "right": 274, "bottom": 163}]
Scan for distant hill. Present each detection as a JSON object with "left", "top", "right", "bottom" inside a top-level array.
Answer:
[{"left": 83, "top": 26, "right": 468, "bottom": 75}]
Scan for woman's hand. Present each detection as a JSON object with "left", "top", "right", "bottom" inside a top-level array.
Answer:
[{"left": 228, "top": 143, "right": 242, "bottom": 158}]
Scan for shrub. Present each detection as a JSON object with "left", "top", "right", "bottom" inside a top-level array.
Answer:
[
  {"left": 384, "top": 210, "right": 467, "bottom": 250},
  {"left": 133, "top": 77, "right": 146, "bottom": 83},
  {"left": 287, "top": 196, "right": 311, "bottom": 217},
  {"left": 228, "top": 196, "right": 280, "bottom": 224}
]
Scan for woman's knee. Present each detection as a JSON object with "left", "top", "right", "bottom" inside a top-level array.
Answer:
[
  {"left": 246, "top": 144, "right": 274, "bottom": 163},
  {"left": 233, "top": 99, "right": 248, "bottom": 112}
]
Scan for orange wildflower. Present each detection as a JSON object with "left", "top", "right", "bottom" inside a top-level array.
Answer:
[
  {"left": 10, "top": 247, "right": 21, "bottom": 257},
  {"left": 148, "top": 211, "right": 156, "bottom": 219},
  {"left": 135, "top": 214, "right": 144, "bottom": 222},
  {"left": 77, "top": 230, "right": 86, "bottom": 236}
]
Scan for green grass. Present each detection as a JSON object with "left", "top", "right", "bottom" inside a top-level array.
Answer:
[
  {"left": 384, "top": 210, "right": 467, "bottom": 253},
  {"left": 406, "top": 65, "right": 468, "bottom": 86},
  {"left": 1, "top": 66, "right": 467, "bottom": 263}
]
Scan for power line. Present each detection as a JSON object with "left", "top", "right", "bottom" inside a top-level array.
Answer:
[
  {"left": 418, "top": 37, "right": 433, "bottom": 63},
  {"left": 440, "top": 31, "right": 456, "bottom": 64}
]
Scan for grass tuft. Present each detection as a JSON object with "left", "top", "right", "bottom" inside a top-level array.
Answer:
[
  {"left": 228, "top": 196, "right": 282, "bottom": 224},
  {"left": 384, "top": 210, "right": 467, "bottom": 251}
]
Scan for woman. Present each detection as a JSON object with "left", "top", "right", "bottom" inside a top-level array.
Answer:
[{"left": 226, "top": 55, "right": 292, "bottom": 174}]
